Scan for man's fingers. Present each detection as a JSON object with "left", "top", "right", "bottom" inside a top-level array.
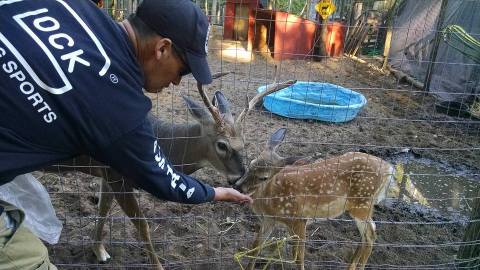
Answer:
[{"left": 213, "top": 187, "right": 252, "bottom": 204}]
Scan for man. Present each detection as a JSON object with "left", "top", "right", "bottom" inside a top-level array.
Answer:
[{"left": 0, "top": 0, "right": 252, "bottom": 269}]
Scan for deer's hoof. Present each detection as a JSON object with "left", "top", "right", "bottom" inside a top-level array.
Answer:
[{"left": 92, "top": 244, "right": 111, "bottom": 263}]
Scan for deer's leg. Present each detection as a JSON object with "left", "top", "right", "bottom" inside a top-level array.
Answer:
[
  {"left": 247, "top": 218, "right": 275, "bottom": 270},
  {"left": 348, "top": 217, "right": 376, "bottom": 270},
  {"left": 356, "top": 218, "right": 376, "bottom": 270},
  {"left": 110, "top": 180, "right": 163, "bottom": 270},
  {"left": 287, "top": 220, "right": 307, "bottom": 270},
  {"left": 92, "top": 179, "right": 114, "bottom": 263}
]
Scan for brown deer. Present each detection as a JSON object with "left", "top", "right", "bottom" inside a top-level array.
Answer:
[
  {"left": 235, "top": 128, "right": 397, "bottom": 270},
  {"left": 45, "top": 79, "right": 296, "bottom": 270}
]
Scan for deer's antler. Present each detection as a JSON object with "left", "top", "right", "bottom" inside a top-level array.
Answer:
[
  {"left": 197, "top": 82, "right": 225, "bottom": 128},
  {"left": 235, "top": 80, "right": 297, "bottom": 129},
  {"left": 195, "top": 71, "right": 234, "bottom": 128}
]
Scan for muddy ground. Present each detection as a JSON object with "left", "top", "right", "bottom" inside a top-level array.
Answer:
[{"left": 40, "top": 37, "right": 480, "bottom": 269}]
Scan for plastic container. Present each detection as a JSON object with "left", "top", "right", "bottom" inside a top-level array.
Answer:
[{"left": 258, "top": 81, "right": 367, "bottom": 123}]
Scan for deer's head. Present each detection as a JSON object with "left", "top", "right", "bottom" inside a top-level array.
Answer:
[
  {"left": 183, "top": 78, "right": 296, "bottom": 185},
  {"left": 234, "top": 128, "right": 304, "bottom": 191},
  {"left": 182, "top": 90, "right": 245, "bottom": 183}
]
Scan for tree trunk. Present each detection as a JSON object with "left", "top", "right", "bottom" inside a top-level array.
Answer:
[
  {"left": 217, "top": 1, "right": 223, "bottom": 25},
  {"left": 457, "top": 189, "right": 480, "bottom": 267},
  {"left": 212, "top": 0, "right": 218, "bottom": 24},
  {"left": 299, "top": 0, "right": 309, "bottom": 18},
  {"left": 346, "top": 1, "right": 363, "bottom": 43},
  {"left": 382, "top": 29, "right": 393, "bottom": 69},
  {"left": 352, "top": 2, "right": 363, "bottom": 22},
  {"left": 268, "top": 0, "right": 274, "bottom": 10},
  {"left": 382, "top": 0, "right": 398, "bottom": 70},
  {"left": 313, "top": 16, "right": 328, "bottom": 61}
]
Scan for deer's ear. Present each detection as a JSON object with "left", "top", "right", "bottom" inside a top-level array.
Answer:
[
  {"left": 267, "top": 128, "right": 286, "bottom": 151},
  {"left": 212, "top": 91, "right": 234, "bottom": 124},
  {"left": 182, "top": 96, "right": 212, "bottom": 122},
  {"left": 283, "top": 156, "right": 311, "bottom": 166}
]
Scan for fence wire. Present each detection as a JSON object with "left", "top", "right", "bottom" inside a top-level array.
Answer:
[{"left": 38, "top": 0, "right": 480, "bottom": 269}]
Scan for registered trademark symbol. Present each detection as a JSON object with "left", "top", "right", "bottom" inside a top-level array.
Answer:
[{"left": 109, "top": 74, "right": 118, "bottom": 83}]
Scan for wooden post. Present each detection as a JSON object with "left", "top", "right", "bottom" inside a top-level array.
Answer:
[
  {"left": 314, "top": 16, "right": 328, "bottom": 61},
  {"left": 346, "top": 1, "right": 363, "bottom": 45},
  {"left": 382, "top": 30, "right": 393, "bottom": 69},
  {"left": 382, "top": 0, "right": 398, "bottom": 70},
  {"left": 212, "top": 0, "right": 218, "bottom": 24},
  {"left": 457, "top": 189, "right": 480, "bottom": 267},
  {"left": 217, "top": 1, "right": 222, "bottom": 25},
  {"left": 423, "top": 0, "right": 449, "bottom": 92}
]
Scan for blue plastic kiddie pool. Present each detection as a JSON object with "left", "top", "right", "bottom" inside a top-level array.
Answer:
[{"left": 257, "top": 81, "right": 367, "bottom": 123}]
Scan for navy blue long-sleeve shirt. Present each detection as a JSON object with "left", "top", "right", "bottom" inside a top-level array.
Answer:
[{"left": 0, "top": 0, "right": 215, "bottom": 204}]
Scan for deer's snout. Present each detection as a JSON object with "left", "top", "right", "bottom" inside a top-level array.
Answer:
[
  {"left": 227, "top": 165, "right": 247, "bottom": 185},
  {"left": 232, "top": 169, "right": 250, "bottom": 191}
]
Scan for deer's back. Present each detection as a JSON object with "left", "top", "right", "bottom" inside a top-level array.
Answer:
[{"left": 253, "top": 152, "right": 394, "bottom": 220}]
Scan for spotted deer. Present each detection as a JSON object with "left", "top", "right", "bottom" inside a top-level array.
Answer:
[
  {"left": 45, "top": 78, "right": 296, "bottom": 270},
  {"left": 235, "top": 128, "right": 396, "bottom": 270}
]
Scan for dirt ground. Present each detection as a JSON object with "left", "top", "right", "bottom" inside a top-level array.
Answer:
[{"left": 41, "top": 37, "right": 480, "bottom": 269}]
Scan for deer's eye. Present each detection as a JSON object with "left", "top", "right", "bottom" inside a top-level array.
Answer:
[{"left": 216, "top": 141, "right": 229, "bottom": 152}]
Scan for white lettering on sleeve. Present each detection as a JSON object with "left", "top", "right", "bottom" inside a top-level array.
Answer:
[
  {"left": 152, "top": 140, "right": 196, "bottom": 199},
  {"left": 158, "top": 158, "right": 165, "bottom": 170},
  {"left": 166, "top": 165, "right": 173, "bottom": 176},
  {"left": 186, "top": 188, "right": 195, "bottom": 199},
  {"left": 168, "top": 165, "right": 181, "bottom": 188}
]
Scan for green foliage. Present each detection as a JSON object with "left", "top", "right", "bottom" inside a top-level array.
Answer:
[
  {"left": 270, "top": 0, "right": 306, "bottom": 15},
  {"left": 201, "top": 0, "right": 307, "bottom": 16}
]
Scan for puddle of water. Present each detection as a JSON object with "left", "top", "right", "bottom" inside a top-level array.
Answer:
[{"left": 392, "top": 156, "right": 480, "bottom": 216}]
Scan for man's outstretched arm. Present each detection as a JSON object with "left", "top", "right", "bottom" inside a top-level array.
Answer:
[{"left": 94, "top": 118, "right": 251, "bottom": 204}]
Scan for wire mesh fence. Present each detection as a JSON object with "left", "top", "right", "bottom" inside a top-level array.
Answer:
[{"left": 37, "top": 0, "right": 480, "bottom": 269}]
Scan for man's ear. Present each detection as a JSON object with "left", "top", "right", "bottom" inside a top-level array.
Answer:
[{"left": 154, "top": 37, "right": 173, "bottom": 60}]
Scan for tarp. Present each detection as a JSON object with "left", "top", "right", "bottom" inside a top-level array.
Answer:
[{"left": 389, "top": 0, "right": 480, "bottom": 102}]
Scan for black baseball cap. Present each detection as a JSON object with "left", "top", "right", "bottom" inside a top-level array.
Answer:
[{"left": 136, "top": 0, "right": 212, "bottom": 84}]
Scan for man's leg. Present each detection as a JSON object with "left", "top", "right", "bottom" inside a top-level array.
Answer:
[{"left": 0, "top": 199, "right": 57, "bottom": 270}]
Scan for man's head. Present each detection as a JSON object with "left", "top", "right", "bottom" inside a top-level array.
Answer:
[{"left": 128, "top": 0, "right": 212, "bottom": 92}]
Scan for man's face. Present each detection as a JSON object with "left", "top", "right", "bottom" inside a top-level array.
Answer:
[{"left": 143, "top": 38, "right": 189, "bottom": 93}]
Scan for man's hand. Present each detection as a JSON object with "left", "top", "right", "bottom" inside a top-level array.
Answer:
[{"left": 213, "top": 187, "right": 253, "bottom": 204}]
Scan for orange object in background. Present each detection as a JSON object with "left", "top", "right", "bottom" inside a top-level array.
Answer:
[
  {"left": 225, "top": 5, "right": 346, "bottom": 60},
  {"left": 273, "top": 11, "right": 317, "bottom": 61},
  {"left": 324, "top": 21, "right": 346, "bottom": 57}
]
